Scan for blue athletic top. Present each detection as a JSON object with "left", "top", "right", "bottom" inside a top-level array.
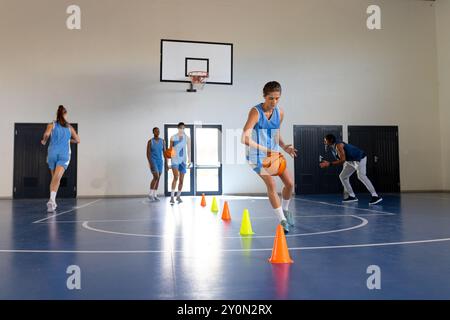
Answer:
[
  {"left": 150, "top": 138, "right": 164, "bottom": 164},
  {"left": 247, "top": 103, "right": 281, "bottom": 164},
  {"left": 48, "top": 121, "right": 71, "bottom": 155},
  {"left": 172, "top": 133, "right": 187, "bottom": 164},
  {"left": 333, "top": 141, "right": 366, "bottom": 162}
]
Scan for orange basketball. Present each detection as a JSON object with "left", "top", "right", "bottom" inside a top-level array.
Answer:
[
  {"left": 164, "top": 147, "right": 175, "bottom": 159},
  {"left": 262, "top": 152, "right": 287, "bottom": 176}
]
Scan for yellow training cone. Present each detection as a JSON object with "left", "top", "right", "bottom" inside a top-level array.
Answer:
[
  {"left": 211, "top": 196, "right": 219, "bottom": 213},
  {"left": 239, "top": 209, "right": 255, "bottom": 236}
]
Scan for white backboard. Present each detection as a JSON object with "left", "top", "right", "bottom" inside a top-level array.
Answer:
[{"left": 160, "top": 39, "right": 233, "bottom": 85}]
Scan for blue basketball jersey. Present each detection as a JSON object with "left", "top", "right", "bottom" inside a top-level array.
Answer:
[{"left": 247, "top": 103, "right": 281, "bottom": 163}]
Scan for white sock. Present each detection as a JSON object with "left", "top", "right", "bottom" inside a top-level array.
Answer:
[
  {"left": 50, "top": 191, "right": 56, "bottom": 203},
  {"left": 149, "top": 190, "right": 153, "bottom": 196},
  {"left": 171, "top": 190, "right": 175, "bottom": 198},
  {"left": 153, "top": 190, "right": 158, "bottom": 198},
  {"left": 372, "top": 193, "right": 378, "bottom": 197},
  {"left": 281, "top": 198, "right": 290, "bottom": 211},
  {"left": 273, "top": 207, "right": 286, "bottom": 223},
  {"left": 177, "top": 191, "right": 182, "bottom": 198}
]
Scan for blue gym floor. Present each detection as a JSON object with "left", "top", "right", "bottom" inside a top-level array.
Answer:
[{"left": 1, "top": 193, "right": 450, "bottom": 300}]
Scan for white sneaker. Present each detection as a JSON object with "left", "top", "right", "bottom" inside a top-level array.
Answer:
[
  {"left": 176, "top": 197, "right": 183, "bottom": 203},
  {"left": 148, "top": 194, "right": 155, "bottom": 201},
  {"left": 153, "top": 196, "right": 160, "bottom": 202},
  {"left": 47, "top": 201, "right": 56, "bottom": 213}
]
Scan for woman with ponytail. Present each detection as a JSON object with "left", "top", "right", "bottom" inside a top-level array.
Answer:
[{"left": 41, "top": 105, "right": 80, "bottom": 212}]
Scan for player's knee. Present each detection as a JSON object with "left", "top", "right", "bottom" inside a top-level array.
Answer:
[
  {"left": 357, "top": 173, "right": 367, "bottom": 181},
  {"left": 284, "top": 180, "right": 294, "bottom": 190}
]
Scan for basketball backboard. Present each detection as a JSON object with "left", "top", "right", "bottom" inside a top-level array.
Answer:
[{"left": 160, "top": 39, "right": 233, "bottom": 85}]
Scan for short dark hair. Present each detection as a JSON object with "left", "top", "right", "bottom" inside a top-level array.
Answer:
[
  {"left": 325, "top": 134, "right": 336, "bottom": 144},
  {"left": 177, "top": 122, "right": 185, "bottom": 128},
  {"left": 152, "top": 127, "right": 159, "bottom": 133},
  {"left": 263, "top": 81, "right": 282, "bottom": 96}
]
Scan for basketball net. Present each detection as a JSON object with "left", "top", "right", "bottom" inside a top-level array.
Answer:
[{"left": 187, "top": 71, "right": 208, "bottom": 92}]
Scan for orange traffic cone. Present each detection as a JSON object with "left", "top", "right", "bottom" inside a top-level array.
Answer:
[
  {"left": 221, "top": 201, "right": 231, "bottom": 221},
  {"left": 268, "top": 224, "right": 294, "bottom": 264},
  {"left": 200, "top": 193, "right": 206, "bottom": 207}
]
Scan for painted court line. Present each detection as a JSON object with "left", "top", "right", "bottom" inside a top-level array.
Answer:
[
  {"left": 81, "top": 215, "right": 369, "bottom": 239},
  {"left": 250, "top": 213, "right": 392, "bottom": 220},
  {"left": 293, "top": 198, "right": 396, "bottom": 215},
  {"left": 3, "top": 236, "right": 450, "bottom": 254},
  {"left": 32, "top": 199, "right": 102, "bottom": 224},
  {"left": 39, "top": 212, "right": 392, "bottom": 224},
  {"left": 40, "top": 218, "right": 155, "bottom": 224},
  {"left": 140, "top": 196, "right": 396, "bottom": 215}
]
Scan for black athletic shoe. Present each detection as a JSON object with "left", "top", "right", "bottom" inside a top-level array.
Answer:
[
  {"left": 342, "top": 196, "right": 358, "bottom": 203},
  {"left": 369, "top": 196, "right": 383, "bottom": 205}
]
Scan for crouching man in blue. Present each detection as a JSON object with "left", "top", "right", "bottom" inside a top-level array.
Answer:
[{"left": 320, "top": 134, "right": 382, "bottom": 205}]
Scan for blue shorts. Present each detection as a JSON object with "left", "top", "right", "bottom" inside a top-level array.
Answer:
[
  {"left": 251, "top": 162, "right": 263, "bottom": 174},
  {"left": 151, "top": 160, "right": 163, "bottom": 173},
  {"left": 47, "top": 152, "right": 70, "bottom": 170},
  {"left": 171, "top": 162, "right": 187, "bottom": 174},
  {"left": 247, "top": 146, "right": 280, "bottom": 175},
  {"left": 246, "top": 155, "right": 263, "bottom": 174}
]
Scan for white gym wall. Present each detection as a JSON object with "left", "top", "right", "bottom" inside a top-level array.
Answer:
[
  {"left": 0, "top": 0, "right": 447, "bottom": 197},
  {"left": 436, "top": 0, "right": 450, "bottom": 191}
]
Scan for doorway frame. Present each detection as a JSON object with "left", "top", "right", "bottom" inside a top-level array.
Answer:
[{"left": 13, "top": 123, "right": 78, "bottom": 199}]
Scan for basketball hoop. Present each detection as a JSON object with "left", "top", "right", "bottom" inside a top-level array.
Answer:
[{"left": 187, "top": 71, "right": 208, "bottom": 92}]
